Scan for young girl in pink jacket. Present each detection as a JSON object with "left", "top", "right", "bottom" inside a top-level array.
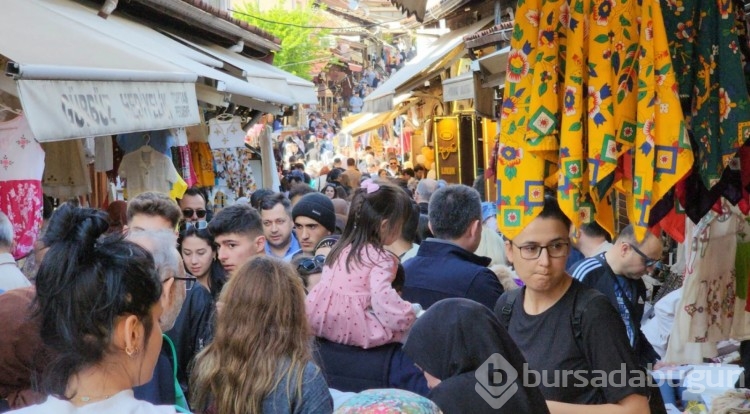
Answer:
[{"left": 306, "top": 179, "right": 418, "bottom": 349}]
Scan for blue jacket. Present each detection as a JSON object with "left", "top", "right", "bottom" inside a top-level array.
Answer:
[{"left": 402, "top": 239, "right": 504, "bottom": 310}]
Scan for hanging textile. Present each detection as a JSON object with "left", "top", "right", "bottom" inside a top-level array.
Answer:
[
  {"left": 662, "top": 0, "right": 750, "bottom": 194},
  {"left": 0, "top": 114, "right": 44, "bottom": 259},
  {"left": 41, "top": 139, "right": 92, "bottom": 199},
  {"left": 94, "top": 136, "right": 113, "bottom": 173},
  {"left": 189, "top": 142, "right": 215, "bottom": 187},
  {"left": 207, "top": 115, "right": 245, "bottom": 149},
  {"left": 666, "top": 204, "right": 738, "bottom": 363},
  {"left": 118, "top": 146, "right": 182, "bottom": 199},
  {"left": 498, "top": 0, "right": 693, "bottom": 241},
  {"left": 116, "top": 129, "right": 176, "bottom": 156}
]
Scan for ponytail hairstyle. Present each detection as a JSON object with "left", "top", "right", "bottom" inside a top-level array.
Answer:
[
  {"left": 325, "top": 179, "right": 412, "bottom": 272},
  {"left": 34, "top": 204, "right": 162, "bottom": 398}
]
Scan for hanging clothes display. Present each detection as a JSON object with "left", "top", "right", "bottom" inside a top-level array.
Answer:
[
  {"left": 731, "top": 215, "right": 750, "bottom": 340},
  {"left": 169, "top": 127, "right": 197, "bottom": 187},
  {"left": 189, "top": 141, "right": 215, "bottom": 187},
  {"left": 116, "top": 130, "right": 177, "bottom": 156},
  {"left": 497, "top": 0, "right": 693, "bottom": 241},
  {"left": 0, "top": 114, "right": 45, "bottom": 259},
  {"left": 118, "top": 145, "right": 183, "bottom": 199},
  {"left": 207, "top": 114, "right": 255, "bottom": 202},
  {"left": 662, "top": 0, "right": 750, "bottom": 200},
  {"left": 665, "top": 204, "right": 738, "bottom": 363},
  {"left": 41, "top": 139, "right": 91, "bottom": 199},
  {"left": 94, "top": 136, "right": 113, "bottom": 173}
]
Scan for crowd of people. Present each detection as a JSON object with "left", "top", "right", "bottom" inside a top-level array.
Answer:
[{"left": 0, "top": 150, "right": 678, "bottom": 413}]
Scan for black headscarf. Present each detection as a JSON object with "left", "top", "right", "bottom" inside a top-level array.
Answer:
[{"left": 403, "top": 298, "right": 549, "bottom": 414}]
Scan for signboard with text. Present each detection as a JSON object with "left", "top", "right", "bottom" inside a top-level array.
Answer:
[{"left": 17, "top": 79, "right": 199, "bottom": 142}]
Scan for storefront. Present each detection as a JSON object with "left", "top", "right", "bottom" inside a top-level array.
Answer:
[{"left": 0, "top": 0, "right": 313, "bottom": 260}]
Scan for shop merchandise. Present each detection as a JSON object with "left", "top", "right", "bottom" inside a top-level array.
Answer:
[
  {"left": 189, "top": 141, "right": 215, "bottom": 187},
  {"left": 94, "top": 135, "right": 114, "bottom": 172},
  {"left": 497, "top": 0, "right": 692, "bottom": 240},
  {"left": 207, "top": 114, "right": 245, "bottom": 149},
  {"left": 0, "top": 114, "right": 45, "bottom": 259},
  {"left": 41, "top": 139, "right": 91, "bottom": 199},
  {"left": 118, "top": 144, "right": 183, "bottom": 198},
  {"left": 116, "top": 130, "right": 177, "bottom": 156}
]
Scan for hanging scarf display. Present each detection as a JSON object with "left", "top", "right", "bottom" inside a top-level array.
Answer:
[{"left": 498, "top": 0, "right": 693, "bottom": 241}]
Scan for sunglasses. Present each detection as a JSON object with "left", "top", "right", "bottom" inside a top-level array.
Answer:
[
  {"left": 297, "top": 255, "right": 326, "bottom": 272},
  {"left": 182, "top": 208, "right": 207, "bottom": 219},
  {"left": 179, "top": 221, "right": 208, "bottom": 232}
]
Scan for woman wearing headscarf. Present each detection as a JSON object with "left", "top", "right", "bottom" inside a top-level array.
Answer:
[{"left": 403, "top": 298, "right": 549, "bottom": 414}]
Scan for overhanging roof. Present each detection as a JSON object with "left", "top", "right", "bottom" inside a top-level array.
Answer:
[
  {"left": 0, "top": 0, "right": 202, "bottom": 141},
  {"left": 165, "top": 33, "right": 319, "bottom": 105},
  {"left": 44, "top": 0, "right": 294, "bottom": 108},
  {"left": 362, "top": 17, "right": 492, "bottom": 113}
]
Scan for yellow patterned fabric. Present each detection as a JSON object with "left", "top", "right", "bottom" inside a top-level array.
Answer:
[{"left": 498, "top": 0, "right": 693, "bottom": 241}]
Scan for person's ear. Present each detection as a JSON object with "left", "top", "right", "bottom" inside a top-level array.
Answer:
[
  {"left": 160, "top": 277, "right": 175, "bottom": 317},
  {"left": 121, "top": 314, "right": 142, "bottom": 356},
  {"left": 254, "top": 235, "right": 266, "bottom": 254}
]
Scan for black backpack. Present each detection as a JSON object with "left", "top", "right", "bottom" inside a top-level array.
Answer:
[{"left": 497, "top": 287, "right": 666, "bottom": 414}]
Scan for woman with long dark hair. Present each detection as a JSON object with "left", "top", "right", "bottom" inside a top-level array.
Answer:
[{"left": 11, "top": 206, "right": 172, "bottom": 413}]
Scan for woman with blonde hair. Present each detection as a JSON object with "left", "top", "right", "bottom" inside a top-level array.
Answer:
[{"left": 190, "top": 256, "right": 333, "bottom": 414}]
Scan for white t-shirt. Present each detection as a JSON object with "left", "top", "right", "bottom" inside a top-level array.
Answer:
[
  {"left": 10, "top": 390, "right": 175, "bottom": 414},
  {"left": 118, "top": 147, "right": 181, "bottom": 198},
  {"left": 0, "top": 252, "right": 31, "bottom": 291}
]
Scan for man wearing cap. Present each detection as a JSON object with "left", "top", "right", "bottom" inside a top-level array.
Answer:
[{"left": 292, "top": 193, "right": 336, "bottom": 257}]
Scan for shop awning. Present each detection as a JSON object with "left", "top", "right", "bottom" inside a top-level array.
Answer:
[
  {"left": 342, "top": 93, "right": 415, "bottom": 136},
  {"left": 163, "top": 33, "right": 319, "bottom": 105},
  {"left": 0, "top": 0, "right": 201, "bottom": 142},
  {"left": 45, "top": 0, "right": 296, "bottom": 110},
  {"left": 340, "top": 112, "right": 396, "bottom": 137},
  {"left": 362, "top": 17, "right": 493, "bottom": 113}
]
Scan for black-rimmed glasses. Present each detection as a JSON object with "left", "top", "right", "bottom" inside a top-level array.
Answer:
[
  {"left": 626, "top": 243, "right": 660, "bottom": 267},
  {"left": 182, "top": 208, "right": 207, "bottom": 219},
  {"left": 173, "top": 276, "right": 198, "bottom": 290},
  {"left": 510, "top": 240, "right": 570, "bottom": 259}
]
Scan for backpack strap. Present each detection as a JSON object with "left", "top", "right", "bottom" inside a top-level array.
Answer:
[
  {"left": 498, "top": 288, "right": 523, "bottom": 330},
  {"left": 570, "top": 287, "right": 604, "bottom": 359}
]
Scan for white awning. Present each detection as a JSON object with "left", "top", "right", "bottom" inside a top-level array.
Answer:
[
  {"left": 163, "top": 34, "right": 319, "bottom": 106},
  {"left": 0, "top": 0, "right": 200, "bottom": 141},
  {"left": 43, "top": 0, "right": 295, "bottom": 109},
  {"left": 362, "top": 17, "right": 492, "bottom": 113}
]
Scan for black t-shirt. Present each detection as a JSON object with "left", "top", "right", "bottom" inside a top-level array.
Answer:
[{"left": 495, "top": 279, "right": 648, "bottom": 405}]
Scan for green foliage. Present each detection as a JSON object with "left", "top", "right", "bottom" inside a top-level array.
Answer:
[{"left": 233, "top": 1, "right": 332, "bottom": 80}]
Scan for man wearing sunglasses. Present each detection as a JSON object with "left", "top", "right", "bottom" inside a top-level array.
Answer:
[
  {"left": 178, "top": 187, "right": 211, "bottom": 224},
  {"left": 570, "top": 224, "right": 662, "bottom": 366}
]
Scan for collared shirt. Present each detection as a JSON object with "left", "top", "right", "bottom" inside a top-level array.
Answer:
[
  {"left": 0, "top": 252, "right": 32, "bottom": 291},
  {"left": 265, "top": 233, "right": 301, "bottom": 262}
]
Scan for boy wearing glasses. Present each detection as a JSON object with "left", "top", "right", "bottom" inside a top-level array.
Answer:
[{"left": 570, "top": 224, "right": 662, "bottom": 365}]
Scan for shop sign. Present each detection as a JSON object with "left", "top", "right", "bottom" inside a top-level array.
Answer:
[
  {"left": 17, "top": 79, "right": 199, "bottom": 142},
  {"left": 434, "top": 116, "right": 460, "bottom": 183}
]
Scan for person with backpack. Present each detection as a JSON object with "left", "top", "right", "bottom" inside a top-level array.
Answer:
[{"left": 494, "top": 194, "right": 652, "bottom": 414}]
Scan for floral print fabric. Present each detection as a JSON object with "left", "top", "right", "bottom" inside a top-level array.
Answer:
[
  {"left": 662, "top": 0, "right": 750, "bottom": 189},
  {"left": 498, "top": 0, "right": 693, "bottom": 241}
]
